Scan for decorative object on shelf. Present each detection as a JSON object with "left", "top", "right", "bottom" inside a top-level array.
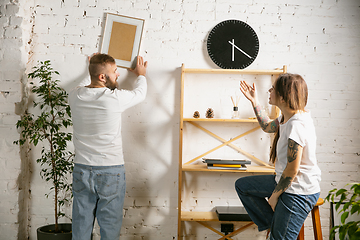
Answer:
[
  {"left": 193, "top": 111, "right": 200, "bottom": 118},
  {"left": 207, "top": 19, "right": 259, "bottom": 69},
  {"left": 231, "top": 95, "right": 240, "bottom": 119},
  {"left": 232, "top": 107, "right": 239, "bottom": 119},
  {"left": 205, "top": 108, "right": 214, "bottom": 118}
]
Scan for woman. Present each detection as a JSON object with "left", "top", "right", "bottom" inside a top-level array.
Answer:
[{"left": 235, "top": 74, "right": 321, "bottom": 240}]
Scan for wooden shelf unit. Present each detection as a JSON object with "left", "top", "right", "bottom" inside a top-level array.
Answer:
[{"left": 178, "top": 64, "right": 287, "bottom": 239}]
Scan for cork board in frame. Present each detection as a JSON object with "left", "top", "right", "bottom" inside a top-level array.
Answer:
[{"left": 100, "top": 13, "right": 144, "bottom": 69}]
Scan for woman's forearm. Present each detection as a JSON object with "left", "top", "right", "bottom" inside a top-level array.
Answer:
[
  {"left": 273, "top": 172, "right": 295, "bottom": 195},
  {"left": 268, "top": 139, "right": 302, "bottom": 210},
  {"left": 253, "top": 104, "right": 278, "bottom": 133}
]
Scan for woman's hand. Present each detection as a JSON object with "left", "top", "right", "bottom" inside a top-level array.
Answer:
[
  {"left": 268, "top": 194, "right": 279, "bottom": 211},
  {"left": 240, "top": 81, "right": 258, "bottom": 106}
]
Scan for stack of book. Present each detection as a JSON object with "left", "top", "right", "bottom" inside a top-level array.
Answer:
[{"left": 202, "top": 158, "right": 251, "bottom": 170}]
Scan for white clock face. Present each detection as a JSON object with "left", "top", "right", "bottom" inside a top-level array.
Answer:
[{"left": 207, "top": 20, "right": 259, "bottom": 69}]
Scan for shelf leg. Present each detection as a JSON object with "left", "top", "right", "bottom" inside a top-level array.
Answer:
[
  {"left": 196, "top": 221, "right": 233, "bottom": 239},
  {"left": 217, "top": 222, "right": 255, "bottom": 240}
]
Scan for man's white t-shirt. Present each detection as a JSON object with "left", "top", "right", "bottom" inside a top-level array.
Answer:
[
  {"left": 275, "top": 111, "right": 321, "bottom": 195},
  {"left": 68, "top": 75, "right": 147, "bottom": 166}
]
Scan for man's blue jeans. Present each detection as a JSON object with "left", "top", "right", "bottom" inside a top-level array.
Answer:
[
  {"left": 235, "top": 175, "right": 319, "bottom": 240},
  {"left": 72, "top": 164, "right": 126, "bottom": 240}
]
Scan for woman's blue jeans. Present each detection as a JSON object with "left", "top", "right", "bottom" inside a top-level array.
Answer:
[
  {"left": 72, "top": 164, "right": 126, "bottom": 240},
  {"left": 235, "top": 175, "right": 319, "bottom": 240}
]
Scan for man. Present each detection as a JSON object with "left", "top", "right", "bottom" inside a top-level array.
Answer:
[{"left": 69, "top": 54, "right": 148, "bottom": 240}]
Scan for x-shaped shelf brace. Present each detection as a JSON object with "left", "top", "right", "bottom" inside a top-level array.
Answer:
[
  {"left": 183, "top": 121, "right": 272, "bottom": 167},
  {"left": 197, "top": 221, "right": 255, "bottom": 240}
]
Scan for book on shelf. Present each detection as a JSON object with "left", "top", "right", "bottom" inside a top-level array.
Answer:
[
  {"left": 210, "top": 164, "right": 245, "bottom": 168},
  {"left": 202, "top": 158, "right": 251, "bottom": 165},
  {"left": 207, "top": 164, "right": 247, "bottom": 170}
]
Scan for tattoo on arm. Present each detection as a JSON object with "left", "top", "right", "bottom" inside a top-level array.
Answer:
[
  {"left": 287, "top": 139, "right": 300, "bottom": 163},
  {"left": 273, "top": 139, "right": 302, "bottom": 194},
  {"left": 254, "top": 105, "right": 270, "bottom": 130},
  {"left": 274, "top": 175, "right": 292, "bottom": 193},
  {"left": 269, "top": 120, "right": 279, "bottom": 133},
  {"left": 253, "top": 105, "right": 279, "bottom": 133}
]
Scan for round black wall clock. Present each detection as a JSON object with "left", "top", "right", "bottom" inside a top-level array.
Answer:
[{"left": 207, "top": 20, "right": 259, "bottom": 69}]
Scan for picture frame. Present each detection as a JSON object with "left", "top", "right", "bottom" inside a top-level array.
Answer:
[{"left": 100, "top": 13, "right": 145, "bottom": 69}]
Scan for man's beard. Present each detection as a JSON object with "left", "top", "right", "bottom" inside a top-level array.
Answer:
[{"left": 105, "top": 75, "right": 117, "bottom": 90}]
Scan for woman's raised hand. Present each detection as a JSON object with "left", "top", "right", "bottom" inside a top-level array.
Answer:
[{"left": 240, "top": 81, "right": 258, "bottom": 105}]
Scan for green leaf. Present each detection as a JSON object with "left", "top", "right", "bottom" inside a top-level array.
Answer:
[
  {"left": 336, "top": 201, "right": 343, "bottom": 211},
  {"left": 330, "top": 225, "right": 339, "bottom": 238},
  {"left": 331, "top": 194, "right": 335, "bottom": 203},
  {"left": 339, "top": 225, "right": 346, "bottom": 240},
  {"left": 341, "top": 212, "right": 349, "bottom": 224},
  {"left": 353, "top": 184, "right": 360, "bottom": 194},
  {"left": 336, "top": 189, "right": 348, "bottom": 197},
  {"left": 349, "top": 194, "right": 358, "bottom": 203},
  {"left": 350, "top": 232, "right": 360, "bottom": 240},
  {"left": 351, "top": 205, "right": 360, "bottom": 215},
  {"left": 343, "top": 202, "right": 352, "bottom": 211},
  {"left": 348, "top": 222, "right": 358, "bottom": 237}
]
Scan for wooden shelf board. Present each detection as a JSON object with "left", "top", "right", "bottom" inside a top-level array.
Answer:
[
  {"left": 183, "top": 118, "right": 258, "bottom": 123},
  {"left": 181, "top": 211, "right": 219, "bottom": 221},
  {"left": 181, "top": 211, "right": 254, "bottom": 223},
  {"left": 182, "top": 68, "right": 285, "bottom": 75},
  {"left": 182, "top": 164, "right": 275, "bottom": 173}
]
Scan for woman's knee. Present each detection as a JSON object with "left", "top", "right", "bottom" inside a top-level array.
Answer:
[{"left": 235, "top": 177, "right": 247, "bottom": 194}]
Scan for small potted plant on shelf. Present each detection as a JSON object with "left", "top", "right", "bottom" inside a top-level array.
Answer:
[
  {"left": 325, "top": 182, "right": 360, "bottom": 240},
  {"left": 14, "top": 60, "right": 74, "bottom": 240}
]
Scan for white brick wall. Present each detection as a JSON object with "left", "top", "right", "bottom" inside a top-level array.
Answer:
[
  {"left": 1, "top": 0, "right": 359, "bottom": 239},
  {"left": 0, "top": 0, "right": 34, "bottom": 239}
]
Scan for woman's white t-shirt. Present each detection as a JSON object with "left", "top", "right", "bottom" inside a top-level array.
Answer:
[{"left": 275, "top": 111, "right": 321, "bottom": 195}]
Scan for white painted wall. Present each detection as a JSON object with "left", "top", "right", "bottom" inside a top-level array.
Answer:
[{"left": 1, "top": 0, "right": 359, "bottom": 239}]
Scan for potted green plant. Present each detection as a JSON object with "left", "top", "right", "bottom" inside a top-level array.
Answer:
[
  {"left": 14, "top": 60, "right": 74, "bottom": 240},
  {"left": 325, "top": 182, "right": 360, "bottom": 240}
]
